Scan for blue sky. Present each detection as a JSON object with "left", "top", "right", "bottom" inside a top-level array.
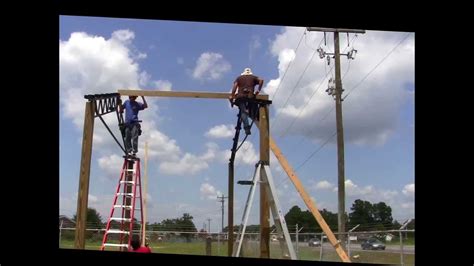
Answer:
[{"left": 59, "top": 16, "right": 414, "bottom": 232}]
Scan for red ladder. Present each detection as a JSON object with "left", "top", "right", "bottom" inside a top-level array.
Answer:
[{"left": 101, "top": 156, "right": 144, "bottom": 251}]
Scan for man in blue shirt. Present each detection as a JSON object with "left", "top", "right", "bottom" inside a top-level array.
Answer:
[{"left": 119, "top": 95, "right": 148, "bottom": 156}]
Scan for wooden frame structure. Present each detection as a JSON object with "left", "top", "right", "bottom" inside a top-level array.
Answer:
[{"left": 74, "top": 89, "right": 350, "bottom": 262}]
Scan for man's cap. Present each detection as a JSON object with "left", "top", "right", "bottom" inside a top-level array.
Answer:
[{"left": 241, "top": 67, "right": 253, "bottom": 75}]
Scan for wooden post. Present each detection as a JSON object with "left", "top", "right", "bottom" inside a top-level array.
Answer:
[
  {"left": 228, "top": 162, "right": 234, "bottom": 256},
  {"left": 259, "top": 105, "right": 270, "bottom": 258},
  {"left": 74, "top": 101, "right": 95, "bottom": 249},
  {"left": 206, "top": 236, "right": 212, "bottom": 255}
]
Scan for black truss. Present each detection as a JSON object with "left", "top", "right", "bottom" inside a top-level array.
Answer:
[
  {"left": 83, "top": 93, "right": 126, "bottom": 154},
  {"left": 84, "top": 93, "right": 120, "bottom": 117}
]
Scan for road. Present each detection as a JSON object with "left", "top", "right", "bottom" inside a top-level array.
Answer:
[{"left": 294, "top": 242, "right": 415, "bottom": 254}]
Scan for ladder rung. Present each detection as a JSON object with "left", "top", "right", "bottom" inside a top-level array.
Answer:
[
  {"left": 120, "top": 181, "right": 135, "bottom": 184},
  {"left": 117, "top": 193, "right": 134, "bottom": 196},
  {"left": 106, "top": 230, "right": 130, "bottom": 235},
  {"left": 103, "top": 243, "right": 129, "bottom": 248},
  {"left": 126, "top": 169, "right": 135, "bottom": 172},
  {"left": 109, "top": 217, "right": 132, "bottom": 222},
  {"left": 114, "top": 205, "right": 133, "bottom": 209}
]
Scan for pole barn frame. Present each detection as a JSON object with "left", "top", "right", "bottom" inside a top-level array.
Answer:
[{"left": 73, "top": 89, "right": 350, "bottom": 262}]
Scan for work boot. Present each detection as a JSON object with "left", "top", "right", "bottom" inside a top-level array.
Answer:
[{"left": 244, "top": 126, "right": 251, "bottom": 135}]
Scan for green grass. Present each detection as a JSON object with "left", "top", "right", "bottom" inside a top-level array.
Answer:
[{"left": 60, "top": 239, "right": 414, "bottom": 264}]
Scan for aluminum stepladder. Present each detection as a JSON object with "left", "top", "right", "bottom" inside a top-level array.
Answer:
[
  {"left": 101, "top": 156, "right": 144, "bottom": 251},
  {"left": 232, "top": 161, "right": 296, "bottom": 260}
]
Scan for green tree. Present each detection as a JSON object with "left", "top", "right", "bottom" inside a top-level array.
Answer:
[
  {"left": 284, "top": 205, "right": 303, "bottom": 227},
  {"left": 373, "top": 202, "right": 393, "bottom": 228},
  {"left": 319, "top": 209, "right": 338, "bottom": 230},
  {"left": 349, "top": 199, "right": 395, "bottom": 230},
  {"left": 157, "top": 213, "right": 197, "bottom": 242},
  {"left": 72, "top": 208, "right": 103, "bottom": 240},
  {"left": 73, "top": 207, "right": 103, "bottom": 228},
  {"left": 348, "top": 199, "right": 374, "bottom": 228},
  {"left": 283, "top": 205, "right": 338, "bottom": 233}
]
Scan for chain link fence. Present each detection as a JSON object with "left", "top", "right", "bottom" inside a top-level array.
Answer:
[{"left": 60, "top": 226, "right": 414, "bottom": 265}]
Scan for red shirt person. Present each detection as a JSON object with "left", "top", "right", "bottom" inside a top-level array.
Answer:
[{"left": 130, "top": 235, "right": 152, "bottom": 253}]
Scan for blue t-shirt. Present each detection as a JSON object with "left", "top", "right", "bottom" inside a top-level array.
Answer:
[{"left": 123, "top": 100, "right": 145, "bottom": 124}]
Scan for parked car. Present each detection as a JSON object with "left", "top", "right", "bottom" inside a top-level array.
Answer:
[
  {"left": 361, "top": 238, "right": 386, "bottom": 250},
  {"left": 308, "top": 238, "right": 321, "bottom": 247}
]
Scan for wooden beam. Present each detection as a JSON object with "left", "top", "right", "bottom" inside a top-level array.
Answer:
[
  {"left": 118, "top": 90, "right": 269, "bottom": 100},
  {"left": 74, "top": 101, "right": 95, "bottom": 249},
  {"left": 254, "top": 122, "right": 351, "bottom": 262},
  {"left": 259, "top": 105, "right": 270, "bottom": 258},
  {"left": 227, "top": 162, "right": 234, "bottom": 256}
]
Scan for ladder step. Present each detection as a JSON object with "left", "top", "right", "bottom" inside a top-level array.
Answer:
[
  {"left": 237, "top": 180, "right": 254, "bottom": 185},
  {"left": 117, "top": 193, "right": 134, "bottom": 196},
  {"left": 103, "top": 243, "right": 129, "bottom": 248},
  {"left": 126, "top": 169, "right": 135, "bottom": 172},
  {"left": 114, "top": 205, "right": 133, "bottom": 209},
  {"left": 106, "top": 230, "right": 130, "bottom": 235},
  {"left": 109, "top": 217, "right": 132, "bottom": 222},
  {"left": 120, "top": 181, "right": 135, "bottom": 184}
]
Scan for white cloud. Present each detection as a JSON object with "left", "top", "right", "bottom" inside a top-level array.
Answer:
[
  {"left": 402, "top": 183, "right": 414, "bottom": 196},
  {"left": 160, "top": 153, "right": 209, "bottom": 175},
  {"left": 315, "top": 180, "right": 333, "bottom": 190},
  {"left": 200, "top": 183, "right": 222, "bottom": 200},
  {"left": 60, "top": 30, "right": 140, "bottom": 129},
  {"left": 111, "top": 29, "right": 135, "bottom": 43},
  {"left": 60, "top": 30, "right": 215, "bottom": 178},
  {"left": 233, "top": 141, "right": 259, "bottom": 165},
  {"left": 138, "top": 71, "right": 151, "bottom": 86},
  {"left": 158, "top": 142, "right": 218, "bottom": 176},
  {"left": 137, "top": 52, "right": 147, "bottom": 59},
  {"left": 192, "top": 52, "right": 231, "bottom": 81},
  {"left": 153, "top": 80, "right": 172, "bottom": 91},
  {"left": 200, "top": 142, "right": 219, "bottom": 161},
  {"left": 335, "top": 179, "right": 374, "bottom": 196},
  {"left": 265, "top": 27, "right": 414, "bottom": 146},
  {"left": 205, "top": 124, "right": 234, "bottom": 138},
  {"left": 98, "top": 154, "right": 124, "bottom": 179}
]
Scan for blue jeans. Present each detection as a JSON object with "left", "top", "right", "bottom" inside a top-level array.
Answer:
[
  {"left": 237, "top": 101, "right": 250, "bottom": 129},
  {"left": 124, "top": 123, "right": 140, "bottom": 153}
]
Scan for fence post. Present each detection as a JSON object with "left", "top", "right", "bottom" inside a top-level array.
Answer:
[
  {"left": 295, "top": 224, "right": 299, "bottom": 258},
  {"left": 347, "top": 232, "right": 350, "bottom": 257},
  {"left": 399, "top": 230, "right": 404, "bottom": 265},
  {"left": 206, "top": 236, "right": 212, "bottom": 255},
  {"left": 319, "top": 233, "right": 324, "bottom": 261},
  {"left": 59, "top": 220, "right": 63, "bottom": 246}
]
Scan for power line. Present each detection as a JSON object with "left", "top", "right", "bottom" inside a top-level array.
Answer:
[
  {"left": 276, "top": 34, "right": 356, "bottom": 139},
  {"left": 270, "top": 48, "right": 318, "bottom": 131},
  {"left": 343, "top": 33, "right": 412, "bottom": 101},
  {"left": 271, "top": 29, "right": 306, "bottom": 102},
  {"left": 275, "top": 131, "right": 336, "bottom": 189},
  {"left": 278, "top": 65, "right": 334, "bottom": 138}
]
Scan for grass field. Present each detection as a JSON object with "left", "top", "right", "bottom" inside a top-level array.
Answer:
[{"left": 60, "top": 239, "right": 414, "bottom": 264}]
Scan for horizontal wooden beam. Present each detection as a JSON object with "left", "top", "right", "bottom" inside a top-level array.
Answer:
[{"left": 118, "top": 90, "right": 269, "bottom": 100}]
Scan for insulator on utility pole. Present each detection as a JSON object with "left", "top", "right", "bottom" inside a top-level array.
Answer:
[{"left": 317, "top": 47, "right": 325, "bottom": 59}]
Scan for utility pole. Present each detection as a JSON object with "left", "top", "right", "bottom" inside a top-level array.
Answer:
[
  {"left": 207, "top": 218, "right": 211, "bottom": 234},
  {"left": 306, "top": 27, "right": 365, "bottom": 250},
  {"left": 217, "top": 195, "right": 228, "bottom": 232}
]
